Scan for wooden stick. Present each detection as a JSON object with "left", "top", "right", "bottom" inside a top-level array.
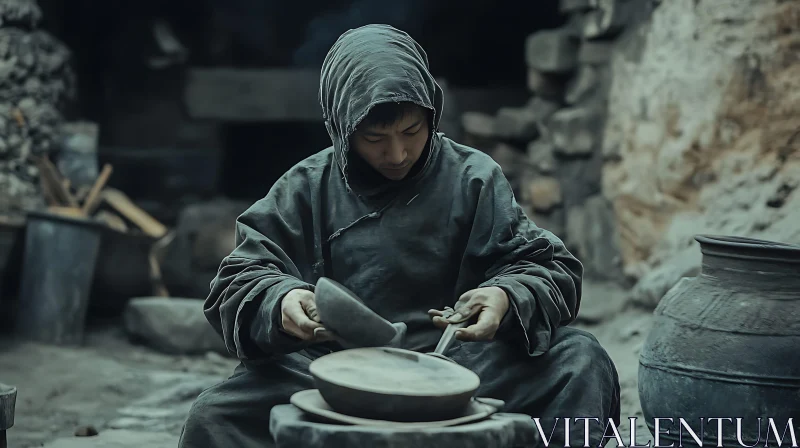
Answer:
[
  {"left": 48, "top": 206, "right": 86, "bottom": 219},
  {"left": 149, "top": 230, "right": 175, "bottom": 297},
  {"left": 11, "top": 108, "right": 25, "bottom": 127},
  {"left": 149, "top": 252, "right": 170, "bottom": 297},
  {"left": 81, "top": 164, "right": 114, "bottom": 215},
  {"left": 34, "top": 156, "right": 79, "bottom": 208},
  {"left": 101, "top": 188, "right": 167, "bottom": 238},
  {"left": 95, "top": 210, "right": 128, "bottom": 233},
  {"left": 38, "top": 172, "right": 60, "bottom": 207}
]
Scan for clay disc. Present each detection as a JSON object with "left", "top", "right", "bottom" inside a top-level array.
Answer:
[
  {"left": 309, "top": 347, "right": 480, "bottom": 396},
  {"left": 289, "top": 389, "right": 497, "bottom": 429}
]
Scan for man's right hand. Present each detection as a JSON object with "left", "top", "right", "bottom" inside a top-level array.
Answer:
[{"left": 280, "top": 289, "right": 325, "bottom": 341}]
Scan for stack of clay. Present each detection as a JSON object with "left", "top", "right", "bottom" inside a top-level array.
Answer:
[
  {"left": 461, "top": 0, "right": 639, "bottom": 281},
  {"left": 0, "top": 0, "right": 76, "bottom": 218}
]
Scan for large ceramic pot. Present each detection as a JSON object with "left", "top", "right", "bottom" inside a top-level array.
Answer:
[{"left": 638, "top": 235, "right": 800, "bottom": 446}]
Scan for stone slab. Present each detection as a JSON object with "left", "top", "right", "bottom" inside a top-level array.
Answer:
[
  {"left": 122, "top": 297, "right": 227, "bottom": 355},
  {"left": 524, "top": 176, "right": 562, "bottom": 213},
  {"left": 527, "top": 69, "right": 566, "bottom": 99},
  {"left": 574, "top": 279, "right": 628, "bottom": 324},
  {"left": 560, "top": 0, "right": 592, "bottom": 13},
  {"left": 565, "top": 66, "right": 602, "bottom": 105},
  {"left": 184, "top": 68, "right": 322, "bottom": 122},
  {"left": 550, "top": 106, "right": 603, "bottom": 157},
  {"left": 270, "top": 404, "right": 539, "bottom": 448},
  {"left": 583, "top": 0, "right": 629, "bottom": 40},
  {"left": 461, "top": 111, "right": 496, "bottom": 138},
  {"left": 525, "top": 29, "right": 579, "bottom": 74},
  {"left": 565, "top": 195, "right": 625, "bottom": 282},
  {"left": 42, "top": 430, "right": 178, "bottom": 448},
  {"left": 555, "top": 151, "right": 603, "bottom": 210},
  {"left": 527, "top": 139, "right": 557, "bottom": 174},
  {"left": 578, "top": 40, "right": 616, "bottom": 65},
  {"left": 494, "top": 107, "right": 540, "bottom": 141}
]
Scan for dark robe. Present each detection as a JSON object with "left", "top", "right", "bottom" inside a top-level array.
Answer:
[{"left": 179, "top": 24, "right": 620, "bottom": 448}]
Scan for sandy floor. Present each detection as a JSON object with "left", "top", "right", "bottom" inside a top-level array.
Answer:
[
  {"left": 574, "top": 310, "right": 654, "bottom": 446},
  {"left": 0, "top": 324, "right": 238, "bottom": 447},
  {"left": 0, "top": 291, "right": 655, "bottom": 447}
]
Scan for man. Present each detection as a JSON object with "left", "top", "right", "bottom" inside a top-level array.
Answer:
[{"left": 179, "top": 24, "right": 620, "bottom": 448}]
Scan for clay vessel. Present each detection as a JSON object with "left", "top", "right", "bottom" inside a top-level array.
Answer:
[
  {"left": 638, "top": 235, "right": 800, "bottom": 446},
  {"left": 310, "top": 347, "right": 480, "bottom": 422}
]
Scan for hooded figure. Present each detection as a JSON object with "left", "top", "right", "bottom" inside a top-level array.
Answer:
[{"left": 179, "top": 25, "right": 620, "bottom": 448}]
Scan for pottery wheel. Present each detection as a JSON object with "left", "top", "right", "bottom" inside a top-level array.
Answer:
[{"left": 270, "top": 404, "right": 540, "bottom": 448}]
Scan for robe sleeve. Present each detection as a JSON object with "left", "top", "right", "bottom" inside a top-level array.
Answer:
[
  {"left": 459, "top": 163, "right": 583, "bottom": 357},
  {"left": 203, "top": 172, "right": 319, "bottom": 360}
]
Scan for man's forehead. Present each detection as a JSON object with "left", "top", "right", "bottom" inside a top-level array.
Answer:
[{"left": 362, "top": 106, "right": 425, "bottom": 131}]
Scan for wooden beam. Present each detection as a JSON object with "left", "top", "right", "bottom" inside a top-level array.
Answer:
[{"left": 184, "top": 68, "right": 323, "bottom": 122}]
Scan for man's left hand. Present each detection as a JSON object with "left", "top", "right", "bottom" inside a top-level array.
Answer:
[{"left": 428, "top": 286, "right": 510, "bottom": 342}]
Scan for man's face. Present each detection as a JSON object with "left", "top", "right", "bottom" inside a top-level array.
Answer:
[{"left": 351, "top": 105, "right": 430, "bottom": 181}]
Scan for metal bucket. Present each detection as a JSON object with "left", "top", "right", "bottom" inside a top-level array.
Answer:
[{"left": 14, "top": 211, "right": 104, "bottom": 345}]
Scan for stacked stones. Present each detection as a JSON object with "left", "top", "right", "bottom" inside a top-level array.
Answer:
[
  {"left": 0, "top": 0, "right": 75, "bottom": 218},
  {"left": 461, "top": 0, "right": 640, "bottom": 282}
]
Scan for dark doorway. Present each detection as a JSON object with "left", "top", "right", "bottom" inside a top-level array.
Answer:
[
  {"left": 37, "top": 0, "right": 564, "bottom": 201},
  {"left": 219, "top": 122, "right": 332, "bottom": 201}
]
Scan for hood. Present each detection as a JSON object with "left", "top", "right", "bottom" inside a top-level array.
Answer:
[{"left": 319, "top": 24, "right": 444, "bottom": 192}]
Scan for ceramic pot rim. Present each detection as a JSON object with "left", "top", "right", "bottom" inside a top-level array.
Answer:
[{"left": 695, "top": 234, "right": 800, "bottom": 263}]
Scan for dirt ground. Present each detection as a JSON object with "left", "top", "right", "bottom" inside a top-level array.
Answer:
[{"left": 0, "top": 286, "right": 655, "bottom": 448}]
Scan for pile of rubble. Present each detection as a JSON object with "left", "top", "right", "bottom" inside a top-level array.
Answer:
[
  {"left": 461, "top": 0, "right": 645, "bottom": 282},
  {"left": 0, "top": 0, "right": 76, "bottom": 218}
]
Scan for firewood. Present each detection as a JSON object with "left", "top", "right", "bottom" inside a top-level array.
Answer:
[
  {"left": 100, "top": 188, "right": 167, "bottom": 238},
  {"left": 47, "top": 206, "right": 86, "bottom": 219},
  {"left": 81, "top": 163, "right": 113, "bottom": 215},
  {"left": 94, "top": 210, "right": 128, "bottom": 232},
  {"left": 33, "top": 156, "right": 80, "bottom": 208}
]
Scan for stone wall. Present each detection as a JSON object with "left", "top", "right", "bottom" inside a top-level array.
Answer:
[
  {"left": 461, "top": 0, "right": 799, "bottom": 304},
  {"left": 0, "top": 0, "right": 75, "bottom": 218},
  {"left": 460, "top": 0, "right": 652, "bottom": 283},
  {"left": 604, "top": 0, "right": 800, "bottom": 307}
]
